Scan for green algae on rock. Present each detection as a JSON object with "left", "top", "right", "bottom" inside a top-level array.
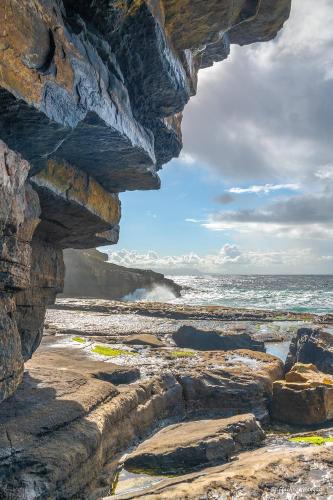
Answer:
[
  {"left": 92, "top": 345, "right": 137, "bottom": 357},
  {"left": 169, "top": 350, "right": 196, "bottom": 358},
  {"left": 72, "top": 336, "right": 86, "bottom": 344},
  {"left": 289, "top": 436, "right": 333, "bottom": 446}
]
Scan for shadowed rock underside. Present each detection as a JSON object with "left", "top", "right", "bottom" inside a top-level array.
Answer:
[{"left": 0, "top": 0, "right": 291, "bottom": 400}]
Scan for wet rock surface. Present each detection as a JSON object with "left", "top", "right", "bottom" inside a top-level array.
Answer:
[
  {"left": 112, "top": 446, "right": 333, "bottom": 499},
  {"left": 0, "top": 296, "right": 331, "bottom": 498},
  {"left": 0, "top": 297, "right": 286, "bottom": 498},
  {"left": 62, "top": 249, "right": 182, "bottom": 300},
  {"left": 124, "top": 413, "right": 265, "bottom": 473},
  {"left": 173, "top": 324, "right": 265, "bottom": 352},
  {"left": 46, "top": 298, "right": 330, "bottom": 347}
]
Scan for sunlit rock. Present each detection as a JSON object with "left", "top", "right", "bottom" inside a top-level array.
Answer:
[
  {"left": 124, "top": 413, "right": 265, "bottom": 473},
  {"left": 271, "top": 363, "right": 333, "bottom": 425}
]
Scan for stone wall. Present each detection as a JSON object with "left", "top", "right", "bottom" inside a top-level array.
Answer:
[{"left": 0, "top": 0, "right": 291, "bottom": 401}]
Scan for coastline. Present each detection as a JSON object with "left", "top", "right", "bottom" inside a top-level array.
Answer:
[{"left": 0, "top": 297, "right": 332, "bottom": 498}]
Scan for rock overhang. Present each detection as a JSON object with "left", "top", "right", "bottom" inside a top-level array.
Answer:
[
  {"left": 0, "top": 0, "right": 292, "bottom": 402},
  {"left": 0, "top": 0, "right": 291, "bottom": 200}
]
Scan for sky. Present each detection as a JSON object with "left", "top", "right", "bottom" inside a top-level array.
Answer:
[{"left": 106, "top": 0, "right": 333, "bottom": 275}]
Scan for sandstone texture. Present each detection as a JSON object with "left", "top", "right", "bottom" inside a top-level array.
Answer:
[
  {"left": 0, "top": 358, "right": 181, "bottom": 499},
  {"left": 124, "top": 413, "right": 265, "bottom": 473},
  {"left": 286, "top": 327, "right": 333, "bottom": 374},
  {"left": 113, "top": 446, "right": 333, "bottom": 499},
  {"left": 173, "top": 324, "right": 265, "bottom": 351},
  {"left": 62, "top": 248, "right": 181, "bottom": 300},
  {"left": 271, "top": 363, "right": 333, "bottom": 426},
  {"left": 0, "top": 324, "right": 283, "bottom": 498},
  {"left": 0, "top": 141, "right": 41, "bottom": 400}
]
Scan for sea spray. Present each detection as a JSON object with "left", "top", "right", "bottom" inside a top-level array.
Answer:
[{"left": 122, "top": 285, "right": 178, "bottom": 302}]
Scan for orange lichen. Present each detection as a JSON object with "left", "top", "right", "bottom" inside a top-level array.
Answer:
[{"left": 0, "top": 0, "right": 75, "bottom": 105}]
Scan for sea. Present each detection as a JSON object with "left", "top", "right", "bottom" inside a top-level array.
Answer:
[{"left": 146, "top": 274, "right": 333, "bottom": 314}]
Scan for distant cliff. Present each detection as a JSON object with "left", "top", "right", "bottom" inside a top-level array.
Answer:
[{"left": 62, "top": 249, "right": 182, "bottom": 300}]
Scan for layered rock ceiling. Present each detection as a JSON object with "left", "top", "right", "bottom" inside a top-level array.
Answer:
[{"left": 0, "top": 0, "right": 291, "bottom": 402}]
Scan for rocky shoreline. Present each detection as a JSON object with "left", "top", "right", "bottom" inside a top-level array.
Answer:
[
  {"left": 0, "top": 298, "right": 332, "bottom": 498},
  {"left": 0, "top": 0, "right": 291, "bottom": 406},
  {"left": 1, "top": 0, "right": 331, "bottom": 497}
]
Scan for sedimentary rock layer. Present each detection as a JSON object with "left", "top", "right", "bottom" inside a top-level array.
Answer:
[
  {"left": 272, "top": 363, "right": 333, "bottom": 426},
  {"left": 124, "top": 413, "right": 265, "bottom": 473},
  {"left": 0, "top": 334, "right": 282, "bottom": 498},
  {"left": 114, "top": 446, "right": 333, "bottom": 499},
  {"left": 0, "top": 141, "right": 40, "bottom": 399},
  {"left": 0, "top": 0, "right": 291, "bottom": 401}
]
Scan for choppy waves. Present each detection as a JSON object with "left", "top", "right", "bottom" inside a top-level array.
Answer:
[{"left": 166, "top": 275, "right": 333, "bottom": 314}]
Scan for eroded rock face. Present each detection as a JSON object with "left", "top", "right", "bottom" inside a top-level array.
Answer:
[
  {"left": 286, "top": 327, "right": 333, "bottom": 375},
  {"left": 15, "top": 237, "right": 64, "bottom": 361},
  {"left": 0, "top": 0, "right": 291, "bottom": 401},
  {"left": 173, "top": 325, "right": 265, "bottom": 352},
  {"left": 0, "top": 331, "right": 282, "bottom": 498},
  {"left": 113, "top": 446, "right": 333, "bottom": 499},
  {"left": 0, "top": 141, "right": 40, "bottom": 398},
  {"left": 0, "top": 0, "right": 291, "bottom": 193},
  {"left": 124, "top": 413, "right": 265, "bottom": 473},
  {"left": 271, "top": 363, "right": 333, "bottom": 426}
]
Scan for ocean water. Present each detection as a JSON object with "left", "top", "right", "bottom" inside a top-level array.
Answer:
[{"left": 164, "top": 275, "right": 333, "bottom": 314}]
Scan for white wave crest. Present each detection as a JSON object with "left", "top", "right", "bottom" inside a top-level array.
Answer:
[{"left": 122, "top": 285, "right": 177, "bottom": 302}]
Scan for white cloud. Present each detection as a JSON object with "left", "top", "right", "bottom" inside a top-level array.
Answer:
[
  {"left": 107, "top": 245, "right": 328, "bottom": 274},
  {"left": 181, "top": 0, "right": 333, "bottom": 185},
  {"left": 202, "top": 220, "right": 333, "bottom": 240},
  {"left": 199, "top": 188, "right": 333, "bottom": 240},
  {"left": 179, "top": 152, "right": 196, "bottom": 165},
  {"left": 320, "top": 255, "right": 333, "bottom": 261},
  {"left": 228, "top": 183, "right": 300, "bottom": 194},
  {"left": 185, "top": 218, "right": 203, "bottom": 223},
  {"left": 315, "top": 166, "right": 333, "bottom": 180}
]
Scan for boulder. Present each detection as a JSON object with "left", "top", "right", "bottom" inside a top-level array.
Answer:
[
  {"left": 285, "top": 327, "right": 333, "bottom": 374},
  {"left": 178, "top": 350, "right": 284, "bottom": 422},
  {"left": 173, "top": 325, "right": 265, "bottom": 352},
  {"left": 271, "top": 363, "right": 333, "bottom": 425},
  {"left": 124, "top": 413, "right": 265, "bottom": 473}
]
